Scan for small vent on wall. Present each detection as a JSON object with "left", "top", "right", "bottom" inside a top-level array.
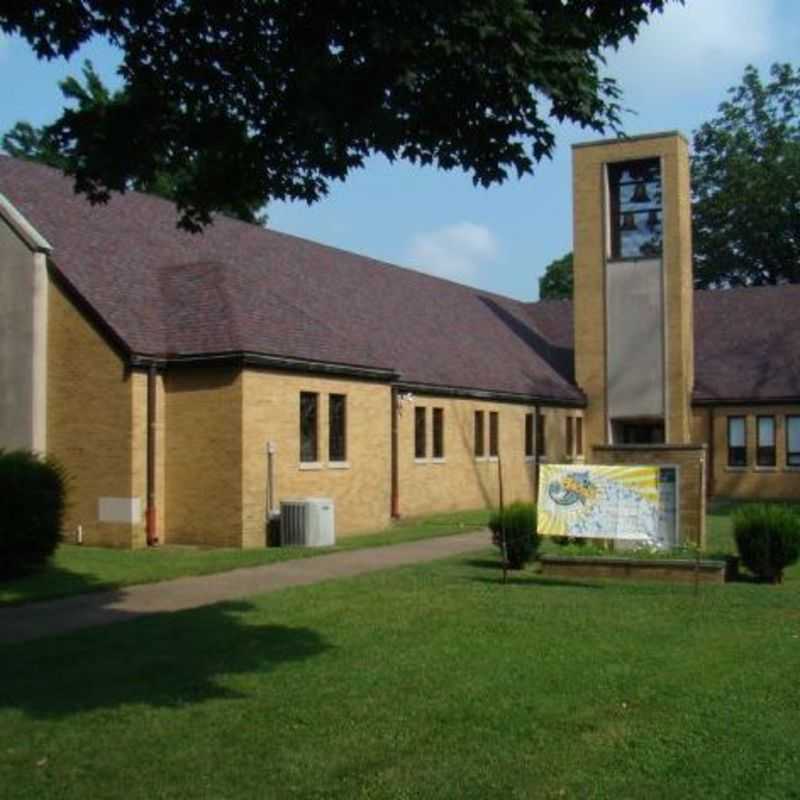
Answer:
[{"left": 279, "top": 498, "right": 335, "bottom": 547}]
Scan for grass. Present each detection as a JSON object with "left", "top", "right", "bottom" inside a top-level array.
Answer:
[
  {"left": 0, "top": 508, "right": 490, "bottom": 607},
  {"left": 1, "top": 513, "right": 798, "bottom": 799}
]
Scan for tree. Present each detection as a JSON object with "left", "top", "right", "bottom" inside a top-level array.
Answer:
[
  {"left": 1, "top": 65, "right": 266, "bottom": 226},
  {"left": 1, "top": 1, "right": 673, "bottom": 230},
  {"left": 1, "top": 122, "right": 69, "bottom": 171},
  {"left": 539, "top": 252, "right": 573, "bottom": 300},
  {"left": 692, "top": 63, "right": 800, "bottom": 288}
]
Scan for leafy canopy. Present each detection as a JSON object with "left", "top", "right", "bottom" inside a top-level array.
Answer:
[
  {"left": 692, "top": 63, "right": 800, "bottom": 288},
  {"left": 1, "top": 1, "right": 672, "bottom": 230},
  {"left": 1, "top": 64, "right": 267, "bottom": 226},
  {"left": 538, "top": 252, "right": 573, "bottom": 300}
]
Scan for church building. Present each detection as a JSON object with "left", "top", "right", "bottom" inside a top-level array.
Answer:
[{"left": 1, "top": 131, "right": 798, "bottom": 548}]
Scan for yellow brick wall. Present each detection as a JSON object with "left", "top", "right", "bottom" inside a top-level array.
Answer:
[
  {"left": 241, "top": 370, "right": 391, "bottom": 544},
  {"left": 398, "top": 397, "right": 583, "bottom": 517},
  {"left": 708, "top": 405, "right": 800, "bottom": 500},
  {"left": 46, "top": 277, "right": 143, "bottom": 547},
  {"left": 164, "top": 366, "right": 243, "bottom": 546}
]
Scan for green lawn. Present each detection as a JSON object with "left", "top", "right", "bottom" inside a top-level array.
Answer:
[
  {"left": 1, "top": 514, "right": 798, "bottom": 799},
  {"left": 0, "top": 509, "right": 490, "bottom": 607}
]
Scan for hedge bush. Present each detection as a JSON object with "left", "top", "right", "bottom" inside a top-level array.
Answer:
[
  {"left": 0, "top": 450, "right": 67, "bottom": 579},
  {"left": 489, "top": 502, "right": 538, "bottom": 569},
  {"left": 733, "top": 504, "right": 800, "bottom": 583}
]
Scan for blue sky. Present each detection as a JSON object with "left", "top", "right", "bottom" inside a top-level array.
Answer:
[{"left": 2, "top": 1, "right": 799, "bottom": 300}]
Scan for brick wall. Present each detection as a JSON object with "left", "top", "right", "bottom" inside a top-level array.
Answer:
[
  {"left": 47, "top": 277, "right": 143, "bottom": 547},
  {"left": 164, "top": 366, "right": 243, "bottom": 546},
  {"left": 240, "top": 369, "right": 392, "bottom": 545},
  {"left": 398, "top": 398, "right": 583, "bottom": 517},
  {"left": 704, "top": 404, "right": 800, "bottom": 500}
]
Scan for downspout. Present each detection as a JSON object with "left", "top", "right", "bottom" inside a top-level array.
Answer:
[
  {"left": 534, "top": 403, "right": 541, "bottom": 501},
  {"left": 146, "top": 363, "right": 159, "bottom": 546},
  {"left": 391, "top": 386, "right": 400, "bottom": 518},
  {"left": 706, "top": 405, "right": 715, "bottom": 500}
]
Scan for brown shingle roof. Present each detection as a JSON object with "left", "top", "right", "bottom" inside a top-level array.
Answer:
[
  {"left": 0, "top": 156, "right": 581, "bottom": 403},
  {"left": 3, "top": 156, "right": 799, "bottom": 405}
]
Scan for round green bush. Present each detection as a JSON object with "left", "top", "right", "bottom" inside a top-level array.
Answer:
[
  {"left": 489, "top": 502, "right": 538, "bottom": 569},
  {"left": 733, "top": 504, "right": 800, "bottom": 583},
  {"left": 0, "top": 450, "right": 68, "bottom": 579}
]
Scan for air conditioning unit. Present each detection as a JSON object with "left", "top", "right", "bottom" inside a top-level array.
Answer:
[{"left": 279, "top": 498, "right": 335, "bottom": 547}]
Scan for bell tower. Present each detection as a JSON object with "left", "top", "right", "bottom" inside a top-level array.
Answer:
[{"left": 572, "top": 132, "right": 694, "bottom": 449}]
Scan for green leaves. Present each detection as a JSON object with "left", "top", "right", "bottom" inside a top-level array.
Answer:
[
  {"left": 1, "top": 0, "right": 672, "bottom": 230},
  {"left": 692, "top": 63, "right": 800, "bottom": 288},
  {"left": 539, "top": 252, "right": 573, "bottom": 300}
]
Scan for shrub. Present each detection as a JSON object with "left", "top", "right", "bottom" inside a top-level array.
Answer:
[
  {"left": 733, "top": 504, "right": 800, "bottom": 583},
  {"left": 0, "top": 450, "right": 67, "bottom": 579},
  {"left": 489, "top": 502, "right": 539, "bottom": 569}
]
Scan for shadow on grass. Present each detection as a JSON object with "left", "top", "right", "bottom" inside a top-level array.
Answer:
[
  {"left": 0, "top": 564, "right": 119, "bottom": 607},
  {"left": 464, "top": 558, "right": 502, "bottom": 570},
  {"left": 0, "top": 601, "right": 331, "bottom": 719}
]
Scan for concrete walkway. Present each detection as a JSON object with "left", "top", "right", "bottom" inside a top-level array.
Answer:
[{"left": 0, "top": 530, "right": 492, "bottom": 645}]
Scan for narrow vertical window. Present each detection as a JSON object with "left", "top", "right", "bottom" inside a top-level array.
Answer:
[
  {"left": 756, "top": 416, "right": 775, "bottom": 467},
  {"left": 576, "top": 417, "right": 583, "bottom": 456},
  {"left": 727, "top": 416, "right": 746, "bottom": 467},
  {"left": 566, "top": 417, "right": 574, "bottom": 456},
  {"left": 524, "top": 413, "right": 534, "bottom": 457},
  {"left": 329, "top": 394, "right": 347, "bottom": 462},
  {"left": 300, "top": 392, "right": 318, "bottom": 462},
  {"left": 786, "top": 416, "right": 800, "bottom": 467},
  {"left": 536, "top": 413, "right": 546, "bottom": 458},
  {"left": 414, "top": 406, "right": 426, "bottom": 459},
  {"left": 608, "top": 157, "right": 662, "bottom": 260},
  {"left": 474, "top": 411, "right": 485, "bottom": 457},
  {"left": 432, "top": 408, "right": 444, "bottom": 459},
  {"left": 489, "top": 412, "right": 499, "bottom": 457}
]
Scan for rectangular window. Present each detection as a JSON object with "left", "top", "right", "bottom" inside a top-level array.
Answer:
[
  {"left": 300, "top": 392, "right": 318, "bottom": 462},
  {"left": 536, "top": 413, "right": 546, "bottom": 458},
  {"left": 576, "top": 417, "right": 583, "bottom": 456},
  {"left": 756, "top": 416, "right": 775, "bottom": 467},
  {"left": 727, "top": 416, "right": 746, "bottom": 467},
  {"left": 329, "top": 394, "right": 347, "bottom": 462},
  {"left": 489, "top": 412, "right": 499, "bottom": 457},
  {"left": 787, "top": 416, "right": 800, "bottom": 467},
  {"left": 608, "top": 157, "right": 662, "bottom": 260},
  {"left": 566, "top": 417, "right": 574, "bottom": 456},
  {"left": 414, "top": 406, "right": 426, "bottom": 459},
  {"left": 432, "top": 408, "right": 444, "bottom": 459},
  {"left": 524, "top": 413, "right": 534, "bottom": 457},
  {"left": 474, "top": 411, "right": 485, "bottom": 457}
]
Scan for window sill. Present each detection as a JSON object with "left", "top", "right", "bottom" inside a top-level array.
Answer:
[
  {"left": 328, "top": 461, "right": 350, "bottom": 470},
  {"left": 524, "top": 456, "right": 536, "bottom": 463},
  {"left": 430, "top": 457, "right": 446, "bottom": 464},
  {"left": 724, "top": 466, "right": 748, "bottom": 472},
  {"left": 487, "top": 455, "right": 499, "bottom": 462},
  {"left": 414, "top": 458, "right": 429, "bottom": 465},
  {"left": 474, "top": 456, "right": 488, "bottom": 462},
  {"left": 754, "top": 466, "right": 777, "bottom": 472},
  {"left": 299, "top": 461, "right": 323, "bottom": 471},
  {"left": 783, "top": 466, "right": 800, "bottom": 473}
]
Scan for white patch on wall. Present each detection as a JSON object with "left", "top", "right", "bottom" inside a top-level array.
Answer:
[
  {"left": 405, "top": 221, "right": 499, "bottom": 284},
  {"left": 98, "top": 497, "right": 142, "bottom": 524}
]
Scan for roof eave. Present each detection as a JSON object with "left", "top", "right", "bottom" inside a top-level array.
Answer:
[{"left": 0, "top": 193, "right": 52, "bottom": 253}]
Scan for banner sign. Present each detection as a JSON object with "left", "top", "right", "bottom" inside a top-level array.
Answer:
[{"left": 537, "top": 464, "right": 660, "bottom": 541}]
